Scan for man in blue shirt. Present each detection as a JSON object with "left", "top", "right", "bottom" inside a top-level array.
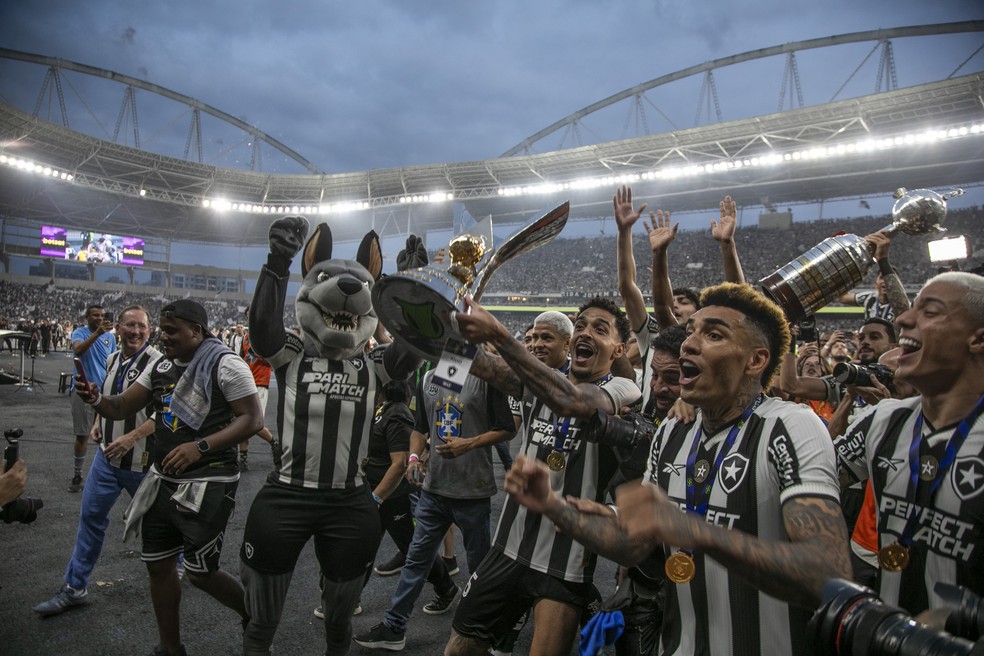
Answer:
[{"left": 70, "top": 305, "right": 116, "bottom": 492}]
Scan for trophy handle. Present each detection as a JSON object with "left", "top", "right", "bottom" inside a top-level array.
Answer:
[{"left": 471, "top": 202, "right": 570, "bottom": 301}]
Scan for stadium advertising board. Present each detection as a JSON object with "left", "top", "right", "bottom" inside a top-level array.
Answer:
[{"left": 40, "top": 226, "right": 145, "bottom": 265}]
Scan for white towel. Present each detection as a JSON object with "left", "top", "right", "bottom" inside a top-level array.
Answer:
[{"left": 123, "top": 468, "right": 162, "bottom": 542}]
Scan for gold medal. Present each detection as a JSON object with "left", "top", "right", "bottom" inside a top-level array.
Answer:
[
  {"left": 546, "top": 450, "right": 566, "bottom": 472},
  {"left": 877, "top": 543, "right": 910, "bottom": 572},
  {"left": 919, "top": 454, "right": 939, "bottom": 482},
  {"left": 665, "top": 551, "right": 696, "bottom": 584},
  {"left": 693, "top": 459, "right": 710, "bottom": 484}
]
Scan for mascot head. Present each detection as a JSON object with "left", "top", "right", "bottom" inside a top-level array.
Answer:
[{"left": 296, "top": 223, "right": 382, "bottom": 360}]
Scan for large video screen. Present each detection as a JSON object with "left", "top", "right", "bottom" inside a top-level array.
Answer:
[{"left": 40, "top": 226, "right": 145, "bottom": 266}]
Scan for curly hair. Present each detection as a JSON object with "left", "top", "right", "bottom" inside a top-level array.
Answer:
[
  {"left": 577, "top": 297, "right": 632, "bottom": 343},
  {"left": 699, "top": 283, "right": 791, "bottom": 387}
]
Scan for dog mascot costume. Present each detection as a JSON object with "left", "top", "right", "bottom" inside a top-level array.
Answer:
[{"left": 240, "top": 216, "right": 421, "bottom": 655}]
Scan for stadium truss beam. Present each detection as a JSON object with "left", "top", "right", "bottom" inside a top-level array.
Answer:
[
  {"left": 1, "top": 34, "right": 983, "bottom": 246},
  {"left": 502, "top": 21, "right": 984, "bottom": 156}
]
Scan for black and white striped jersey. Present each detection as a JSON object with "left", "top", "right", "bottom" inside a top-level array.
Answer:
[
  {"left": 834, "top": 396, "right": 984, "bottom": 614},
  {"left": 268, "top": 340, "right": 388, "bottom": 490},
  {"left": 645, "top": 396, "right": 840, "bottom": 656},
  {"left": 99, "top": 345, "right": 162, "bottom": 472},
  {"left": 855, "top": 290, "right": 896, "bottom": 323},
  {"left": 635, "top": 314, "right": 660, "bottom": 414},
  {"left": 493, "top": 375, "right": 640, "bottom": 583}
]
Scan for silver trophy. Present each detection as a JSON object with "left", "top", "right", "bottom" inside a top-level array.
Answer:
[
  {"left": 760, "top": 187, "right": 963, "bottom": 322},
  {"left": 373, "top": 202, "right": 570, "bottom": 360}
]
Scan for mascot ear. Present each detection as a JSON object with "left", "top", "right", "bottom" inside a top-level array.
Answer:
[
  {"left": 356, "top": 230, "right": 383, "bottom": 281},
  {"left": 301, "top": 223, "right": 333, "bottom": 277}
]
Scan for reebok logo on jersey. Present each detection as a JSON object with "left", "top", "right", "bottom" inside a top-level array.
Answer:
[
  {"left": 952, "top": 457, "right": 984, "bottom": 501},
  {"left": 662, "top": 463, "right": 683, "bottom": 476},
  {"left": 877, "top": 456, "right": 905, "bottom": 471},
  {"left": 300, "top": 371, "right": 367, "bottom": 401}
]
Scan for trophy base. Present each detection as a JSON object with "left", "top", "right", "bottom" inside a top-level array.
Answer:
[{"left": 372, "top": 271, "right": 467, "bottom": 361}]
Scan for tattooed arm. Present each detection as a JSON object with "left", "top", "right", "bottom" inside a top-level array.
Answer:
[
  {"left": 504, "top": 456, "right": 655, "bottom": 564},
  {"left": 458, "top": 297, "right": 617, "bottom": 418},
  {"left": 618, "top": 482, "right": 851, "bottom": 609}
]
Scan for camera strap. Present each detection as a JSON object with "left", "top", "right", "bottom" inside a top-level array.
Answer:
[{"left": 897, "top": 393, "right": 984, "bottom": 548}]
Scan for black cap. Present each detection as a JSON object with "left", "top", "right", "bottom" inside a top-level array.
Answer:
[{"left": 161, "top": 299, "right": 208, "bottom": 330}]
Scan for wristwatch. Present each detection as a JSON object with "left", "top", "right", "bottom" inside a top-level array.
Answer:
[{"left": 196, "top": 440, "right": 210, "bottom": 455}]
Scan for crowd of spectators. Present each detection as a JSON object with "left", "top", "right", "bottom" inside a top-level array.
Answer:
[{"left": 2, "top": 206, "right": 978, "bottom": 344}]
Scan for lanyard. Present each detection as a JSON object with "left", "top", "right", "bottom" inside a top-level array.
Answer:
[
  {"left": 115, "top": 344, "right": 148, "bottom": 394},
  {"left": 896, "top": 394, "right": 984, "bottom": 547},
  {"left": 685, "top": 395, "right": 762, "bottom": 515},
  {"left": 551, "top": 372, "right": 612, "bottom": 454}
]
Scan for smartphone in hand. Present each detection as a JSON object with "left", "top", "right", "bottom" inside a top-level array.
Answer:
[{"left": 73, "top": 358, "right": 90, "bottom": 388}]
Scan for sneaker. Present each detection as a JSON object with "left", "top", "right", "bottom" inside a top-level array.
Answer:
[
  {"left": 373, "top": 551, "right": 406, "bottom": 576},
  {"left": 33, "top": 584, "right": 89, "bottom": 617},
  {"left": 313, "top": 603, "right": 362, "bottom": 619},
  {"left": 239, "top": 453, "right": 249, "bottom": 472},
  {"left": 68, "top": 474, "right": 83, "bottom": 493},
  {"left": 353, "top": 622, "right": 406, "bottom": 651},
  {"left": 443, "top": 555, "right": 459, "bottom": 576},
  {"left": 422, "top": 584, "right": 459, "bottom": 616},
  {"left": 149, "top": 645, "right": 188, "bottom": 656}
]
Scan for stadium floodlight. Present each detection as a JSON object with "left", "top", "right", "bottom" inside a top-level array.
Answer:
[{"left": 927, "top": 235, "right": 969, "bottom": 263}]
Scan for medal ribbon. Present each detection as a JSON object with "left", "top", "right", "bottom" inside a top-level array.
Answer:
[
  {"left": 115, "top": 343, "right": 148, "bottom": 394},
  {"left": 685, "top": 395, "right": 763, "bottom": 516},
  {"left": 895, "top": 393, "right": 984, "bottom": 548}
]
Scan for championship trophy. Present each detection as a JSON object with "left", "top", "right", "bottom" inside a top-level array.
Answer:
[
  {"left": 759, "top": 187, "right": 964, "bottom": 322},
  {"left": 372, "top": 202, "right": 570, "bottom": 360}
]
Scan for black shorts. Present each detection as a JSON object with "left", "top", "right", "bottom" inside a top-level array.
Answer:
[
  {"left": 240, "top": 481, "right": 382, "bottom": 579},
  {"left": 141, "top": 479, "right": 238, "bottom": 574},
  {"left": 452, "top": 547, "right": 595, "bottom": 644}
]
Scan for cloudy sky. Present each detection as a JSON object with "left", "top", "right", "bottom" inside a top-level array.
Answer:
[{"left": 1, "top": 0, "right": 981, "bottom": 176}]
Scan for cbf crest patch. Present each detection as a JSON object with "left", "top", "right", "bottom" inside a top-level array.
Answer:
[
  {"left": 435, "top": 396, "right": 463, "bottom": 441},
  {"left": 161, "top": 388, "right": 181, "bottom": 432}
]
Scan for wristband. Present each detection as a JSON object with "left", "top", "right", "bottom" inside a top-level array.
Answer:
[
  {"left": 789, "top": 340, "right": 797, "bottom": 355},
  {"left": 86, "top": 391, "right": 102, "bottom": 407},
  {"left": 876, "top": 258, "right": 894, "bottom": 276},
  {"left": 408, "top": 453, "right": 419, "bottom": 463},
  {"left": 371, "top": 492, "right": 383, "bottom": 505}
]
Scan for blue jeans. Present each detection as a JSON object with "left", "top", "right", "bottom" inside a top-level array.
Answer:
[
  {"left": 64, "top": 449, "right": 145, "bottom": 590},
  {"left": 384, "top": 490, "right": 491, "bottom": 632}
]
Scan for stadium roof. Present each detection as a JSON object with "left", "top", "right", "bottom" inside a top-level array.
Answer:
[{"left": 1, "top": 35, "right": 983, "bottom": 246}]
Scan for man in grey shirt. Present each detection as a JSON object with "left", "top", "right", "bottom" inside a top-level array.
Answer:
[{"left": 355, "top": 367, "right": 516, "bottom": 651}]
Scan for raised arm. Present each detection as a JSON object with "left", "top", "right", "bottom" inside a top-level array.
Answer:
[
  {"left": 249, "top": 216, "right": 309, "bottom": 357},
  {"left": 613, "top": 186, "right": 650, "bottom": 332},
  {"left": 644, "top": 210, "right": 680, "bottom": 328},
  {"left": 778, "top": 347, "right": 830, "bottom": 401},
  {"left": 710, "top": 195, "right": 745, "bottom": 285},
  {"left": 865, "top": 231, "right": 910, "bottom": 318},
  {"left": 457, "top": 297, "right": 617, "bottom": 419},
  {"left": 504, "top": 455, "right": 654, "bottom": 564}
]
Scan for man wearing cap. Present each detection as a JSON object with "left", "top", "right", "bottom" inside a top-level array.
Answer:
[{"left": 76, "top": 299, "right": 264, "bottom": 656}]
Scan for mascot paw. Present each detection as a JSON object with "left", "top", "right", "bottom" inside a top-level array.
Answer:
[
  {"left": 396, "top": 234, "right": 428, "bottom": 271},
  {"left": 269, "top": 216, "right": 310, "bottom": 260}
]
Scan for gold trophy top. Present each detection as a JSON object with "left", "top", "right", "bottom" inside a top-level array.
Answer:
[{"left": 447, "top": 234, "right": 487, "bottom": 285}]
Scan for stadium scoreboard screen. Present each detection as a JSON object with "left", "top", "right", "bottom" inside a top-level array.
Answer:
[{"left": 40, "top": 226, "right": 145, "bottom": 266}]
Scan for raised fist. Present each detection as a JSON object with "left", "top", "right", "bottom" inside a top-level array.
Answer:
[
  {"left": 397, "top": 234, "right": 428, "bottom": 271},
  {"left": 269, "top": 216, "right": 309, "bottom": 260}
]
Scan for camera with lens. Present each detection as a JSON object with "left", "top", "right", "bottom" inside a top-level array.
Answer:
[
  {"left": 2, "top": 428, "right": 43, "bottom": 524},
  {"left": 797, "top": 316, "right": 819, "bottom": 343},
  {"left": 833, "top": 361, "right": 896, "bottom": 390},
  {"left": 582, "top": 409, "right": 656, "bottom": 450},
  {"left": 809, "top": 578, "right": 984, "bottom": 655}
]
